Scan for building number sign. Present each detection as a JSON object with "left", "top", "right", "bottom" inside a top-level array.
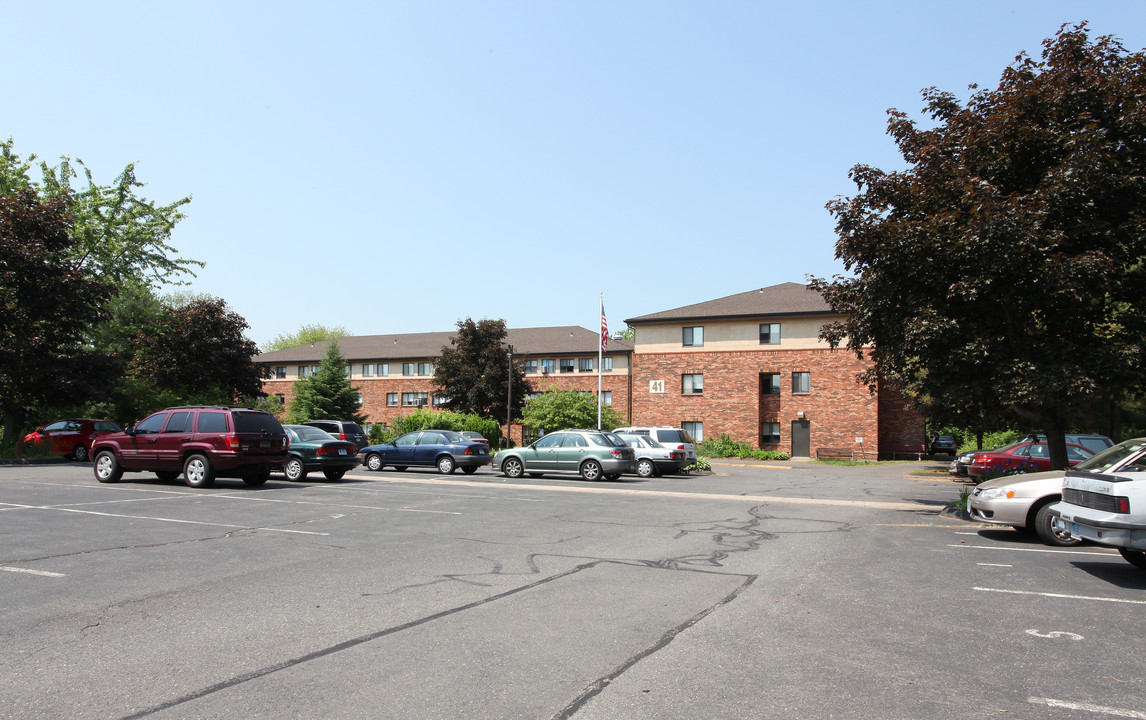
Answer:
[{"left": 649, "top": 380, "right": 665, "bottom": 394}]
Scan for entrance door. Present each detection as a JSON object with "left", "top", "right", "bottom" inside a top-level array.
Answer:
[{"left": 791, "top": 421, "right": 810, "bottom": 458}]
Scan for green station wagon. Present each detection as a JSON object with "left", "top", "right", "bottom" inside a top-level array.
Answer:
[{"left": 492, "top": 429, "right": 636, "bottom": 481}]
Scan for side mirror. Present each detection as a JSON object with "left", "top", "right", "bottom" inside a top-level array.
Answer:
[{"left": 125, "top": 426, "right": 137, "bottom": 436}]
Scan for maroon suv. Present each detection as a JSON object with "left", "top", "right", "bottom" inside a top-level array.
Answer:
[{"left": 91, "top": 406, "right": 289, "bottom": 488}]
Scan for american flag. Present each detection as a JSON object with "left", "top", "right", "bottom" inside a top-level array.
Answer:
[{"left": 600, "top": 301, "right": 608, "bottom": 352}]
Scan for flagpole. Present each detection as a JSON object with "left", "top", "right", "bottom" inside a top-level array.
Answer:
[{"left": 598, "top": 293, "right": 604, "bottom": 430}]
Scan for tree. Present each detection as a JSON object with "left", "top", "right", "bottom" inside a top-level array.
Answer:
[
  {"left": 264, "top": 323, "right": 352, "bottom": 352},
  {"left": 131, "top": 296, "right": 264, "bottom": 411},
  {"left": 0, "top": 190, "right": 117, "bottom": 454},
  {"left": 811, "top": 24, "right": 1146, "bottom": 469},
  {"left": 287, "top": 341, "right": 365, "bottom": 423},
  {"left": 520, "top": 389, "right": 624, "bottom": 434},
  {"left": 434, "top": 318, "right": 532, "bottom": 422}
]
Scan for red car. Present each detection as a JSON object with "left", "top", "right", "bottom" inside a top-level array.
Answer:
[
  {"left": 967, "top": 441, "right": 1093, "bottom": 480},
  {"left": 24, "top": 419, "right": 123, "bottom": 461}
]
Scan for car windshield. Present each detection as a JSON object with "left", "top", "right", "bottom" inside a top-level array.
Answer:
[
  {"left": 1073, "top": 439, "right": 1146, "bottom": 473},
  {"left": 289, "top": 426, "right": 335, "bottom": 442}
]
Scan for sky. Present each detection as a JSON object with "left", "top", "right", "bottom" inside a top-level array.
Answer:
[{"left": 6, "top": 1, "right": 1145, "bottom": 349}]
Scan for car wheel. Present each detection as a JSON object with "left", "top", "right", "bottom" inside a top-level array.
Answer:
[
  {"left": 365, "top": 453, "right": 383, "bottom": 471},
  {"left": 243, "top": 467, "right": 270, "bottom": 487},
  {"left": 72, "top": 444, "right": 89, "bottom": 462},
  {"left": 1033, "top": 502, "right": 1079, "bottom": 546},
  {"left": 437, "top": 455, "right": 456, "bottom": 474},
  {"left": 636, "top": 459, "right": 655, "bottom": 478},
  {"left": 1118, "top": 548, "right": 1146, "bottom": 570},
  {"left": 322, "top": 469, "right": 346, "bottom": 481},
  {"left": 461, "top": 466, "right": 478, "bottom": 474},
  {"left": 155, "top": 471, "right": 179, "bottom": 483},
  {"left": 93, "top": 450, "right": 122, "bottom": 483},
  {"left": 580, "top": 459, "right": 603, "bottom": 481},
  {"left": 285, "top": 457, "right": 307, "bottom": 481},
  {"left": 502, "top": 457, "right": 524, "bottom": 479},
  {"left": 183, "top": 454, "right": 215, "bottom": 488}
]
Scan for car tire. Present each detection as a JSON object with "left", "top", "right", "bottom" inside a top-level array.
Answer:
[
  {"left": 285, "top": 457, "right": 307, "bottom": 481},
  {"left": 502, "top": 457, "right": 524, "bottom": 479},
  {"left": 183, "top": 454, "right": 215, "bottom": 488},
  {"left": 93, "top": 450, "right": 122, "bottom": 483},
  {"left": 461, "top": 466, "right": 478, "bottom": 474},
  {"left": 636, "top": 459, "right": 655, "bottom": 478},
  {"left": 580, "top": 459, "right": 603, "bottom": 481},
  {"left": 322, "top": 469, "right": 346, "bottom": 481},
  {"left": 72, "top": 444, "right": 89, "bottom": 462},
  {"left": 1033, "top": 502, "right": 1079, "bottom": 546},
  {"left": 155, "top": 471, "right": 179, "bottom": 483},
  {"left": 437, "top": 456, "right": 456, "bottom": 474},
  {"left": 243, "top": 467, "right": 270, "bottom": 487},
  {"left": 365, "top": 453, "right": 383, "bottom": 471},
  {"left": 1118, "top": 548, "right": 1146, "bottom": 570}
]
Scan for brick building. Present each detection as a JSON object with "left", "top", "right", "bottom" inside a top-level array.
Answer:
[
  {"left": 254, "top": 327, "right": 634, "bottom": 445},
  {"left": 624, "top": 282, "right": 923, "bottom": 458}
]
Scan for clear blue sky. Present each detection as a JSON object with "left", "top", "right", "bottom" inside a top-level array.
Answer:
[{"left": 7, "top": 2, "right": 1145, "bottom": 348}]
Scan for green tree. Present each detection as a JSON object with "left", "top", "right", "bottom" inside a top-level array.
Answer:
[
  {"left": 264, "top": 323, "right": 351, "bottom": 352},
  {"left": 520, "top": 389, "right": 623, "bottom": 434},
  {"left": 287, "top": 341, "right": 364, "bottom": 424},
  {"left": 435, "top": 318, "right": 532, "bottom": 422},
  {"left": 811, "top": 24, "right": 1146, "bottom": 469},
  {"left": 0, "top": 190, "right": 117, "bottom": 454}
]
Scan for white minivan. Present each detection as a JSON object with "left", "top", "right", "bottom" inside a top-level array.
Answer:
[{"left": 613, "top": 426, "right": 697, "bottom": 465}]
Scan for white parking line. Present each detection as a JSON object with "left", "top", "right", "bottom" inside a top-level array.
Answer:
[
  {"left": 1029, "top": 696, "right": 1146, "bottom": 718},
  {"left": 0, "top": 566, "right": 65, "bottom": 577},
  {"left": 976, "top": 587, "right": 1146, "bottom": 605},
  {"left": 949, "top": 543, "right": 1117, "bottom": 556},
  {"left": 1, "top": 503, "right": 329, "bottom": 535},
  {"left": 976, "top": 563, "right": 1012, "bottom": 567}
]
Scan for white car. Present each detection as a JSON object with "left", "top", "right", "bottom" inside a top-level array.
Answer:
[
  {"left": 969, "top": 470, "right": 1081, "bottom": 545},
  {"left": 613, "top": 426, "right": 697, "bottom": 465},
  {"left": 616, "top": 433, "right": 686, "bottom": 478},
  {"left": 1049, "top": 438, "right": 1146, "bottom": 570}
]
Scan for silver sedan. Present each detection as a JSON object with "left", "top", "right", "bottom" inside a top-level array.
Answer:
[{"left": 968, "top": 471, "right": 1077, "bottom": 546}]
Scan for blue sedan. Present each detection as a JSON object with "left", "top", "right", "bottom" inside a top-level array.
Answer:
[{"left": 359, "top": 430, "right": 492, "bottom": 475}]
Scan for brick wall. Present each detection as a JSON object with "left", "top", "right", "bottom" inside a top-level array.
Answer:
[{"left": 876, "top": 380, "right": 927, "bottom": 456}]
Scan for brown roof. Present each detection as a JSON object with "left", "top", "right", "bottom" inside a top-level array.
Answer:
[
  {"left": 624, "top": 282, "right": 831, "bottom": 324},
  {"left": 254, "top": 326, "right": 633, "bottom": 364}
]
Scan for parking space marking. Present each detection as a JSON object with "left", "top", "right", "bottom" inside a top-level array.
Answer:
[
  {"left": 1, "top": 503, "right": 330, "bottom": 535},
  {"left": 1, "top": 566, "right": 65, "bottom": 577},
  {"left": 977, "top": 563, "right": 1012, "bottom": 567},
  {"left": 975, "top": 587, "right": 1146, "bottom": 605},
  {"left": 1029, "top": 697, "right": 1146, "bottom": 718},
  {"left": 949, "top": 543, "right": 1117, "bottom": 557}
]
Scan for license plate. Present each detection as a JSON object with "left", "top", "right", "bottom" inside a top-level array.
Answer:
[
  {"left": 1072, "top": 522, "right": 1079, "bottom": 536},
  {"left": 259, "top": 440, "right": 270, "bottom": 448},
  {"left": 338, "top": 448, "right": 347, "bottom": 455}
]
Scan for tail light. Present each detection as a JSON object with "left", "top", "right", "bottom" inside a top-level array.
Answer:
[
  {"left": 1116, "top": 497, "right": 1131, "bottom": 514},
  {"left": 464, "top": 447, "right": 476, "bottom": 455},
  {"left": 610, "top": 449, "right": 624, "bottom": 458},
  {"left": 339, "top": 433, "right": 348, "bottom": 441},
  {"left": 225, "top": 434, "right": 241, "bottom": 450},
  {"left": 316, "top": 446, "right": 330, "bottom": 456}
]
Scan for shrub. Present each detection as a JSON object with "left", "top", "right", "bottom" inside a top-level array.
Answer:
[
  {"left": 386, "top": 409, "right": 502, "bottom": 445},
  {"left": 697, "top": 433, "right": 791, "bottom": 461}
]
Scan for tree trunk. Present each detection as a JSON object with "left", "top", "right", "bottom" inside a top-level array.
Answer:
[{"left": 1045, "top": 408, "right": 1070, "bottom": 471}]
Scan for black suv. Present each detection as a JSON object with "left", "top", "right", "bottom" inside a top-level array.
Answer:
[
  {"left": 303, "top": 419, "right": 368, "bottom": 449},
  {"left": 91, "top": 407, "right": 289, "bottom": 488}
]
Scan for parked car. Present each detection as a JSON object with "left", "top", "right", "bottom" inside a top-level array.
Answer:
[
  {"left": 359, "top": 430, "right": 492, "bottom": 474},
  {"left": 282, "top": 425, "right": 360, "bottom": 481},
  {"left": 613, "top": 426, "right": 696, "bottom": 464},
  {"left": 91, "top": 406, "right": 289, "bottom": 488},
  {"left": 460, "top": 431, "right": 489, "bottom": 446},
  {"left": 969, "top": 471, "right": 1085, "bottom": 546},
  {"left": 1020, "top": 433, "right": 1115, "bottom": 455},
  {"left": 616, "top": 433, "right": 685, "bottom": 478},
  {"left": 492, "top": 429, "right": 636, "bottom": 481},
  {"left": 928, "top": 436, "right": 957, "bottom": 456},
  {"left": 949, "top": 449, "right": 979, "bottom": 477},
  {"left": 302, "top": 419, "right": 369, "bottom": 450},
  {"left": 23, "top": 418, "right": 122, "bottom": 461},
  {"left": 1050, "top": 438, "right": 1146, "bottom": 570},
  {"left": 966, "top": 441, "right": 1093, "bottom": 480}
]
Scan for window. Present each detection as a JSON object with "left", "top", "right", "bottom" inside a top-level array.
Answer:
[
  {"left": 599, "top": 390, "right": 612, "bottom": 406},
  {"left": 434, "top": 394, "right": 451, "bottom": 406},
  {"left": 274, "top": 366, "right": 286, "bottom": 379},
  {"left": 274, "top": 393, "right": 286, "bottom": 404},
  {"left": 402, "top": 363, "right": 415, "bottom": 376},
  {"left": 760, "top": 323, "right": 781, "bottom": 345},
  {"left": 793, "top": 372, "right": 810, "bottom": 394},
  {"left": 541, "top": 359, "right": 556, "bottom": 374},
  {"left": 387, "top": 393, "right": 398, "bottom": 406},
  {"left": 682, "top": 326, "right": 704, "bottom": 346},
  {"left": 418, "top": 362, "right": 433, "bottom": 376},
  {"left": 402, "top": 392, "right": 429, "bottom": 406},
  {"left": 762, "top": 422, "right": 781, "bottom": 444},
  {"left": 602, "top": 357, "right": 613, "bottom": 371},
  {"left": 164, "top": 411, "right": 192, "bottom": 433},
  {"left": 355, "top": 393, "right": 363, "bottom": 405},
  {"left": 524, "top": 359, "right": 538, "bottom": 374},
  {"left": 579, "top": 358, "right": 594, "bottom": 372},
  {"left": 379, "top": 363, "right": 389, "bottom": 376},
  {"left": 297, "top": 365, "right": 308, "bottom": 377},
  {"left": 682, "top": 422, "right": 703, "bottom": 443},
  {"left": 362, "top": 364, "right": 374, "bottom": 377},
  {"left": 196, "top": 412, "right": 227, "bottom": 433},
  {"left": 762, "top": 373, "right": 781, "bottom": 395},
  {"left": 345, "top": 364, "right": 352, "bottom": 377},
  {"left": 560, "top": 359, "right": 575, "bottom": 373},
  {"left": 682, "top": 374, "right": 703, "bottom": 394}
]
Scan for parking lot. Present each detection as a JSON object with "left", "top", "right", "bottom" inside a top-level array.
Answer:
[{"left": 2, "top": 460, "right": 1143, "bottom": 719}]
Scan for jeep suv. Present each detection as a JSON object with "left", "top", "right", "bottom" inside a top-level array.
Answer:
[
  {"left": 91, "top": 407, "right": 289, "bottom": 488},
  {"left": 303, "top": 419, "right": 368, "bottom": 449}
]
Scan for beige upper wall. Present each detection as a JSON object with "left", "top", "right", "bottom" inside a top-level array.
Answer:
[{"left": 635, "top": 315, "right": 845, "bottom": 353}]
